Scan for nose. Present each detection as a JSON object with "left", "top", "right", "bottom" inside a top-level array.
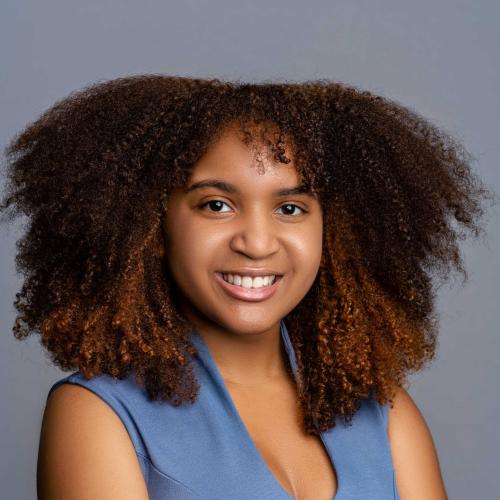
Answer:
[{"left": 229, "top": 208, "right": 280, "bottom": 259}]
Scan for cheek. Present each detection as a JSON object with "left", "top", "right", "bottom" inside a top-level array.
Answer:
[
  {"left": 294, "top": 222, "right": 322, "bottom": 262},
  {"left": 289, "top": 223, "right": 323, "bottom": 283},
  {"left": 165, "top": 220, "right": 219, "bottom": 285}
]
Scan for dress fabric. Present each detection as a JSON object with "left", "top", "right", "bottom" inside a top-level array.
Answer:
[{"left": 47, "top": 319, "right": 401, "bottom": 500}]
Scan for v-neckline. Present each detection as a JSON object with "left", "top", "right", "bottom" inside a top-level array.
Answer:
[{"left": 190, "top": 319, "right": 341, "bottom": 500}]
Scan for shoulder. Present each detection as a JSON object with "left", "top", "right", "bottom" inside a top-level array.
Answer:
[
  {"left": 38, "top": 381, "right": 149, "bottom": 500},
  {"left": 386, "top": 386, "right": 448, "bottom": 500}
]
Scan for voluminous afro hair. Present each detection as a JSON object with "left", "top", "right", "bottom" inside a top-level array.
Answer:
[{"left": 1, "top": 75, "right": 496, "bottom": 434}]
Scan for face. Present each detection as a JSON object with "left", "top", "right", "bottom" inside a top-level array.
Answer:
[{"left": 162, "top": 125, "right": 323, "bottom": 336}]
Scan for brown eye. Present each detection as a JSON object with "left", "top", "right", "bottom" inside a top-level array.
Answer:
[
  {"left": 199, "top": 200, "right": 232, "bottom": 213},
  {"left": 277, "top": 203, "right": 306, "bottom": 217}
]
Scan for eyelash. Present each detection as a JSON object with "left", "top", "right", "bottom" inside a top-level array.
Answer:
[{"left": 198, "top": 200, "right": 308, "bottom": 217}]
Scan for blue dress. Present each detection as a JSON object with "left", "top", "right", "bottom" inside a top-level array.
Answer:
[{"left": 47, "top": 319, "right": 400, "bottom": 499}]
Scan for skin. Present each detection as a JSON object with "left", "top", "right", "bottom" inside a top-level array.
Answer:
[
  {"left": 162, "top": 124, "right": 323, "bottom": 384},
  {"left": 388, "top": 387, "right": 448, "bottom": 499},
  {"left": 37, "top": 123, "right": 448, "bottom": 499}
]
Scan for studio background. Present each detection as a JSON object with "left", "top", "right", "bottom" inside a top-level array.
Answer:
[{"left": 1, "top": 1, "right": 498, "bottom": 499}]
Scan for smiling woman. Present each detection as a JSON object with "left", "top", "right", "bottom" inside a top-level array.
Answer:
[{"left": 0, "top": 75, "right": 495, "bottom": 500}]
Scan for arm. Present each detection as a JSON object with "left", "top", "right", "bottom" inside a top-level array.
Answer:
[
  {"left": 37, "top": 383, "right": 149, "bottom": 500},
  {"left": 387, "top": 386, "right": 448, "bottom": 500}
]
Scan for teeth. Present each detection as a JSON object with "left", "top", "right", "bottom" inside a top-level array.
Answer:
[{"left": 222, "top": 273, "right": 277, "bottom": 288}]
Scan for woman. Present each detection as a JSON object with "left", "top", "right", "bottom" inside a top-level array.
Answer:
[{"left": 1, "top": 75, "right": 493, "bottom": 499}]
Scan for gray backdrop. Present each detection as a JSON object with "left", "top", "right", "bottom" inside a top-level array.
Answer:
[{"left": 1, "top": 1, "right": 498, "bottom": 499}]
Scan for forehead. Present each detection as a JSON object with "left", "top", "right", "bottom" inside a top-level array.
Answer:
[{"left": 187, "top": 125, "right": 302, "bottom": 191}]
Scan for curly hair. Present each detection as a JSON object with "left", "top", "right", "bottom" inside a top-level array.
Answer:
[{"left": 1, "top": 74, "right": 496, "bottom": 434}]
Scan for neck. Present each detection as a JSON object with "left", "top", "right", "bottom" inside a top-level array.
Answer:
[{"left": 183, "top": 308, "right": 290, "bottom": 385}]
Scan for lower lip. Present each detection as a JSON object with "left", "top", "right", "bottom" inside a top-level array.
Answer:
[{"left": 214, "top": 272, "right": 283, "bottom": 302}]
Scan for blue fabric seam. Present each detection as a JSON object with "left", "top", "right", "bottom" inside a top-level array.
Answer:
[{"left": 135, "top": 451, "right": 202, "bottom": 497}]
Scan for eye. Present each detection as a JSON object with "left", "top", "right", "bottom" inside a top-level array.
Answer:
[
  {"left": 276, "top": 203, "right": 307, "bottom": 217},
  {"left": 198, "top": 200, "right": 307, "bottom": 217},
  {"left": 199, "top": 200, "right": 233, "bottom": 213}
]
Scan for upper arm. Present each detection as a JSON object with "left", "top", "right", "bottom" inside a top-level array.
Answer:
[
  {"left": 387, "top": 387, "right": 448, "bottom": 500},
  {"left": 37, "top": 383, "right": 149, "bottom": 500}
]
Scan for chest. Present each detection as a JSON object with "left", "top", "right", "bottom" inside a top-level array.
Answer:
[{"left": 224, "top": 377, "right": 337, "bottom": 500}]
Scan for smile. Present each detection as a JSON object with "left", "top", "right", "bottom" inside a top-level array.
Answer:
[
  {"left": 214, "top": 272, "right": 283, "bottom": 302},
  {"left": 222, "top": 273, "right": 278, "bottom": 288}
]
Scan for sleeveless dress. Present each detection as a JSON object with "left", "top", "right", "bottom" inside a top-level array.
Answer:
[{"left": 47, "top": 319, "right": 400, "bottom": 499}]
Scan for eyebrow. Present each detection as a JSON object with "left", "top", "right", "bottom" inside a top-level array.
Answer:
[{"left": 185, "top": 179, "right": 312, "bottom": 197}]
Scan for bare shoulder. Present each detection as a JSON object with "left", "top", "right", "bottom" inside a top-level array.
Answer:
[
  {"left": 38, "top": 382, "right": 149, "bottom": 500},
  {"left": 387, "top": 386, "right": 448, "bottom": 500}
]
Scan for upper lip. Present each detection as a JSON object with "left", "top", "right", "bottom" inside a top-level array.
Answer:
[{"left": 217, "top": 268, "right": 284, "bottom": 277}]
